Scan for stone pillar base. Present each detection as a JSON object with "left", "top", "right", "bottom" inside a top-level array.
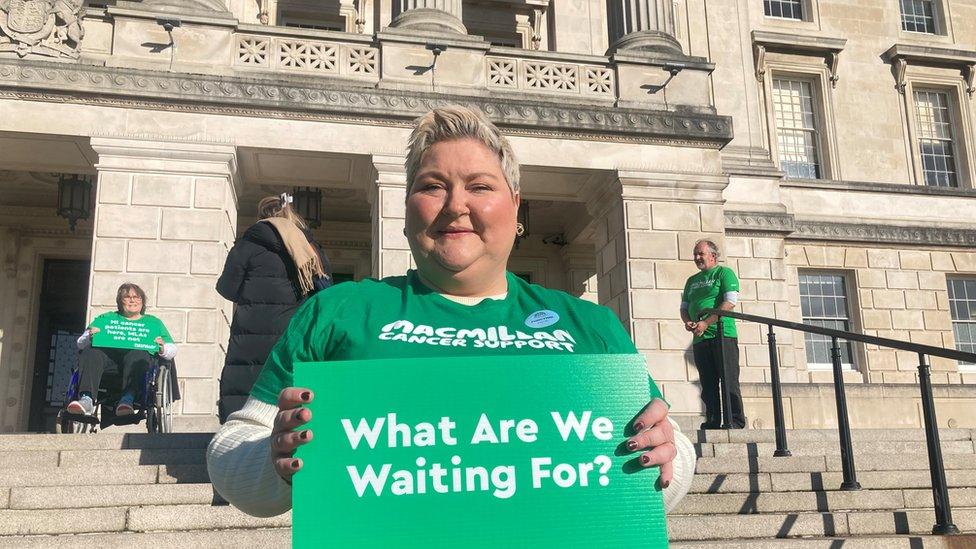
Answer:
[
  {"left": 607, "top": 30, "right": 684, "bottom": 57},
  {"left": 389, "top": 8, "right": 466, "bottom": 35}
]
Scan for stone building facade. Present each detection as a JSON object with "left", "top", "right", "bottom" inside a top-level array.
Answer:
[{"left": 0, "top": 0, "right": 974, "bottom": 433}]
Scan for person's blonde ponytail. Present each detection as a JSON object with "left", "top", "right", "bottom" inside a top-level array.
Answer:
[{"left": 257, "top": 194, "right": 308, "bottom": 230}]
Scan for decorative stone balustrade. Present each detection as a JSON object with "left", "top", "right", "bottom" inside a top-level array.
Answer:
[
  {"left": 486, "top": 56, "right": 615, "bottom": 99},
  {"left": 233, "top": 34, "right": 379, "bottom": 80}
]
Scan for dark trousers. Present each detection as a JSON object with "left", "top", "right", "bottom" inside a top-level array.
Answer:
[
  {"left": 78, "top": 347, "right": 151, "bottom": 399},
  {"left": 693, "top": 336, "right": 746, "bottom": 428}
]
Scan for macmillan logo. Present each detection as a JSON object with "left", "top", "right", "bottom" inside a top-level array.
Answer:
[
  {"left": 525, "top": 310, "right": 559, "bottom": 329},
  {"left": 378, "top": 320, "right": 577, "bottom": 352}
]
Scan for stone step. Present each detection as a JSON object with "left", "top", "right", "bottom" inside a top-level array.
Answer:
[
  {"left": 675, "top": 488, "right": 976, "bottom": 515},
  {"left": 0, "top": 448, "right": 207, "bottom": 469},
  {"left": 0, "top": 433, "right": 213, "bottom": 451},
  {"left": 697, "top": 440, "right": 976, "bottom": 458},
  {"left": 0, "top": 527, "right": 290, "bottom": 548},
  {"left": 691, "top": 429, "right": 976, "bottom": 445},
  {"left": 667, "top": 508, "right": 976, "bottom": 541},
  {"left": 2, "top": 532, "right": 971, "bottom": 549},
  {"left": 6, "top": 483, "right": 222, "bottom": 510},
  {"left": 0, "top": 464, "right": 209, "bottom": 488},
  {"left": 694, "top": 453, "right": 976, "bottom": 475},
  {"left": 57, "top": 448, "right": 206, "bottom": 467},
  {"left": 691, "top": 470, "right": 976, "bottom": 494},
  {"left": 0, "top": 504, "right": 288, "bottom": 536},
  {"left": 671, "top": 534, "right": 976, "bottom": 548}
]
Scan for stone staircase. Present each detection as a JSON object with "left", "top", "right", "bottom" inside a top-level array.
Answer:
[
  {"left": 672, "top": 428, "right": 976, "bottom": 548},
  {"left": 1, "top": 429, "right": 975, "bottom": 547}
]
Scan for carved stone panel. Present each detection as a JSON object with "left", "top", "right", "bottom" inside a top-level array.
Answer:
[{"left": 0, "top": 0, "right": 85, "bottom": 59}]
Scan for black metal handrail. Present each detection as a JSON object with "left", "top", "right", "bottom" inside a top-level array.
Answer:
[{"left": 699, "top": 307, "right": 974, "bottom": 536}]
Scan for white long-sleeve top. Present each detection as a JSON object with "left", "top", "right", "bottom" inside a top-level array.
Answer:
[
  {"left": 207, "top": 396, "right": 697, "bottom": 518},
  {"left": 76, "top": 330, "right": 178, "bottom": 361}
]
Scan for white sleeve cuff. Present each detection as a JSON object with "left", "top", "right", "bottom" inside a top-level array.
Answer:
[
  {"left": 76, "top": 330, "right": 92, "bottom": 350},
  {"left": 207, "top": 397, "right": 293, "bottom": 517},
  {"left": 723, "top": 291, "right": 739, "bottom": 305},
  {"left": 159, "top": 343, "right": 178, "bottom": 361},
  {"left": 663, "top": 417, "right": 695, "bottom": 514}
]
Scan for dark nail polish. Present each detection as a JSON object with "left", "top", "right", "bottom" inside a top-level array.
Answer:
[
  {"left": 300, "top": 391, "right": 311, "bottom": 402},
  {"left": 300, "top": 430, "right": 309, "bottom": 440},
  {"left": 291, "top": 459, "right": 300, "bottom": 469},
  {"left": 633, "top": 421, "right": 644, "bottom": 433},
  {"left": 662, "top": 480, "right": 670, "bottom": 489},
  {"left": 626, "top": 440, "right": 638, "bottom": 451},
  {"left": 640, "top": 455, "right": 650, "bottom": 466}
]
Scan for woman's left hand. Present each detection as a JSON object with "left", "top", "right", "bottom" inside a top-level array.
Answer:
[
  {"left": 624, "top": 398, "right": 676, "bottom": 489},
  {"left": 155, "top": 336, "right": 165, "bottom": 354}
]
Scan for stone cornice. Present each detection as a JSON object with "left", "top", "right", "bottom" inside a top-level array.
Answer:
[
  {"left": 781, "top": 177, "right": 976, "bottom": 198},
  {"left": 724, "top": 210, "right": 796, "bottom": 234},
  {"left": 793, "top": 220, "right": 976, "bottom": 248},
  {"left": 725, "top": 210, "right": 976, "bottom": 247},
  {"left": 0, "top": 59, "right": 733, "bottom": 147}
]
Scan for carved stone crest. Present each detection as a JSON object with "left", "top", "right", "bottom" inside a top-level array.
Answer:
[{"left": 0, "top": 0, "right": 85, "bottom": 59}]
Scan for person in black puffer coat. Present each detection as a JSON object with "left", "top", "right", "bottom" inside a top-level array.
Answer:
[{"left": 216, "top": 194, "right": 331, "bottom": 423}]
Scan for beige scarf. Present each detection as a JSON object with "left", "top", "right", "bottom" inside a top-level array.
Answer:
[{"left": 261, "top": 218, "right": 327, "bottom": 295}]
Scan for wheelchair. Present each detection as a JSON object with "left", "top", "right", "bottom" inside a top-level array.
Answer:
[{"left": 55, "top": 353, "right": 176, "bottom": 434}]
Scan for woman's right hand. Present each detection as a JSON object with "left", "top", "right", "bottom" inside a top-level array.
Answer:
[
  {"left": 272, "top": 387, "right": 314, "bottom": 484},
  {"left": 88, "top": 327, "right": 100, "bottom": 335}
]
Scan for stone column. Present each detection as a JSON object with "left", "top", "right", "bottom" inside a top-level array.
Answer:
[
  {"left": 586, "top": 170, "right": 727, "bottom": 421},
  {"left": 88, "top": 138, "right": 239, "bottom": 429},
  {"left": 607, "top": 0, "right": 682, "bottom": 55},
  {"left": 368, "top": 155, "right": 414, "bottom": 279},
  {"left": 389, "top": 0, "right": 466, "bottom": 34}
]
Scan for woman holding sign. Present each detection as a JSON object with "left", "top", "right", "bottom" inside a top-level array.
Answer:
[
  {"left": 67, "top": 283, "right": 177, "bottom": 417},
  {"left": 208, "top": 106, "right": 695, "bottom": 519}
]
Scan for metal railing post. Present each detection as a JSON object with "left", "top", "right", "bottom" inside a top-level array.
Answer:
[
  {"left": 917, "top": 353, "right": 959, "bottom": 535},
  {"left": 830, "top": 336, "right": 860, "bottom": 490},
  {"left": 767, "top": 324, "right": 791, "bottom": 457},
  {"left": 717, "top": 318, "right": 732, "bottom": 430}
]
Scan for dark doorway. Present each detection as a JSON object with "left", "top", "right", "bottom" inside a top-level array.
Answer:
[{"left": 28, "top": 259, "right": 90, "bottom": 432}]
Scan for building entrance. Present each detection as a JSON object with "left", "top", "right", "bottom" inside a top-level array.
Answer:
[{"left": 27, "top": 259, "right": 90, "bottom": 432}]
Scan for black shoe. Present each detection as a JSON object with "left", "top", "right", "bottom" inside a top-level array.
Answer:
[{"left": 699, "top": 421, "right": 721, "bottom": 430}]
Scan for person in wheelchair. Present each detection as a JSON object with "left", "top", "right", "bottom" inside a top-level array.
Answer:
[{"left": 66, "top": 283, "right": 178, "bottom": 417}]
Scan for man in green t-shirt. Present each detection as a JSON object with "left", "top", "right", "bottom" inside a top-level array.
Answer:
[{"left": 680, "top": 240, "right": 746, "bottom": 429}]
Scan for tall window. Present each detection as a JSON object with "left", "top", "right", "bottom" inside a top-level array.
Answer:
[
  {"left": 948, "top": 277, "right": 976, "bottom": 368},
  {"left": 772, "top": 77, "right": 822, "bottom": 179},
  {"left": 901, "top": 0, "right": 937, "bottom": 34},
  {"left": 913, "top": 90, "right": 958, "bottom": 187},
  {"left": 764, "top": 0, "right": 803, "bottom": 19},
  {"left": 799, "top": 273, "right": 854, "bottom": 368}
]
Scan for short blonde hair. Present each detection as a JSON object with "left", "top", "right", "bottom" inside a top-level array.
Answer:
[
  {"left": 405, "top": 106, "right": 520, "bottom": 195},
  {"left": 257, "top": 195, "right": 308, "bottom": 230}
]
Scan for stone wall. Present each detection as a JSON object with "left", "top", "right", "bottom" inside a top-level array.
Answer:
[{"left": 88, "top": 138, "right": 239, "bottom": 421}]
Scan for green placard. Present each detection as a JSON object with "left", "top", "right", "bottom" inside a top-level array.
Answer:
[
  {"left": 294, "top": 354, "right": 668, "bottom": 548},
  {"left": 89, "top": 315, "right": 158, "bottom": 352}
]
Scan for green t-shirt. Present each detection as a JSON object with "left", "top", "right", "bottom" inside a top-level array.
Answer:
[
  {"left": 681, "top": 265, "right": 739, "bottom": 344},
  {"left": 251, "top": 270, "right": 662, "bottom": 405},
  {"left": 89, "top": 311, "right": 173, "bottom": 353}
]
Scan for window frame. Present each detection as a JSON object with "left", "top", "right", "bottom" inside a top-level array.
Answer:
[
  {"left": 797, "top": 269, "right": 861, "bottom": 371},
  {"left": 760, "top": 0, "right": 821, "bottom": 30},
  {"left": 898, "top": 0, "right": 954, "bottom": 42},
  {"left": 902, "top": 79, "right": 975, "bottom": 189},
  {"left": 947, "top": 275, "right": 976, "bottom": 372},
  {"left": 762, "top": 67, "right": 839, "bottom": 181}
]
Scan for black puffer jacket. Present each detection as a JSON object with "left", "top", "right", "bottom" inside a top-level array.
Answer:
[{"left": 215, "top": 221, "right": 330, "bottom": 422}]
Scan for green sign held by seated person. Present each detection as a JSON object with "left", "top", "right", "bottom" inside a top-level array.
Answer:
[
  {"left": 89, "top": 311, "right": 171, "bottom": 353},
  {"left": 294, "top": 354, "right": 668, "bottom": 549}
]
